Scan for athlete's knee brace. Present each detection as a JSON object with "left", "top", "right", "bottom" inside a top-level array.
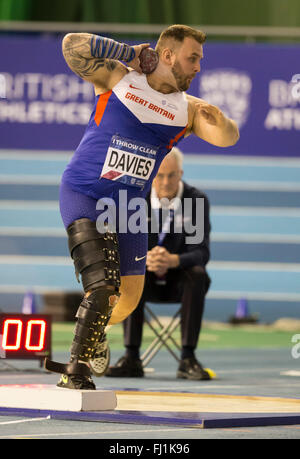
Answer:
[
  {"left": 67, "top": 218, "right": 121, "bottom": 362},
  {"left": 67, "top": 218, "right": 120, "bottom": 293}
]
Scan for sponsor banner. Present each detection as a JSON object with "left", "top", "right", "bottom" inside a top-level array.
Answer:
[{"left": 0, "top": 35, "right": 299, "bottom": 156}]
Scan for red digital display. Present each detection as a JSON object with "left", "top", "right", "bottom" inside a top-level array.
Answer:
[{"left": 0, "top": 314, "right": 51, "bottom": 360}]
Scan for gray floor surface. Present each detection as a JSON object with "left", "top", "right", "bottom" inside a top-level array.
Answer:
[{"left": 0, "top": 347, "right": 299, "bottom": 440}]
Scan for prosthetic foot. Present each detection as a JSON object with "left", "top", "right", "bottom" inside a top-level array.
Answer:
[
  {"left": 89, "top": 333, "right": 110, "bottom": 377},
  {"left": 45, "top": 358, "right": 96, "bottom": 390}
]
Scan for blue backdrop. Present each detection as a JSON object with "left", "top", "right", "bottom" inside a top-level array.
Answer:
[{"left": 0, "top": 35, "right": 299, "bottom": 156}]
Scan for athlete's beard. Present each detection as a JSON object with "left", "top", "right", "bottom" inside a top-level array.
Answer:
[{"left": 171, "top": 60, "right": 193, "bottom": 92}]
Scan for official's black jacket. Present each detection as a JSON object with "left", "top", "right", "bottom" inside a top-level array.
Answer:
[{"left": 146, "top": 181, "right": 211, "bottom": 269}]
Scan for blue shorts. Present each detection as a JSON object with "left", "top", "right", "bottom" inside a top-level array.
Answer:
[{"left": 59, "top": 181, "right": 147, "bottom": 276}]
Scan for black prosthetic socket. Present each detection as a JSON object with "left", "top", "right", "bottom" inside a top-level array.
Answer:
[{"left": 67, "top": 218, "right": 120, "bottom": 292}]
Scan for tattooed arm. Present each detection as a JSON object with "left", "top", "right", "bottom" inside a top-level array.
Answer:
[{"left": 62, "top": 33, "right": 150, "bottom": 93}]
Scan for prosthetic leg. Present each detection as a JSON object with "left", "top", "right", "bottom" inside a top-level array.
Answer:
[{"left": 45, "top": 218, "right": 120, "bottom": 389}]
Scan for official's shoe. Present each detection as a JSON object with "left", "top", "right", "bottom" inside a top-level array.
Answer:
[
  {"left": 57, "top": 373, "right": 96, "bottom": 390},
  {"left": 176, "top": 357, "right": 212, "bottom": 380},
  {"left": 89, "top": 333, "right": 110, "bottom": 377},
  {"left": 105, "top": 355, "right": 144, "bottom": 377}
]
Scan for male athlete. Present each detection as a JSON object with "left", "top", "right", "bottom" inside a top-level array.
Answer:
[{"left": 45, "top": 24, "right": 239, "bottom": 389}]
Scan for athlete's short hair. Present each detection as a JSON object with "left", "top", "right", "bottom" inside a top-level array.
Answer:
[{"left": 156, "top": 24, "right": 206, "bottom": 55}]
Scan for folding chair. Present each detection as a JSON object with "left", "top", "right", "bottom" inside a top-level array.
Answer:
[{"left": 140, "top": 302, "right": 182, "bottom": 368}]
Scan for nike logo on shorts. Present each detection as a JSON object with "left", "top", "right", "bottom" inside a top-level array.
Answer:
[{"left": 135, "top": 255, "right": 147, "bottom": 262}]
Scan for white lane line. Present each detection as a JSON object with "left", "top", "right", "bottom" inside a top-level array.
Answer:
[
  {"left": 208, "top": 260, "right": 300, "bottom": 272},
  {"left": 2, "top": 150, "right": 300, "bottom": 167},
  {"left": 0, "top": 416, "right": 51, "bottom": 425},
  {"left": 0, "top": 150, "right": 72, "bottom": 161},
  {"left": 0, "top": 175, "right": 61, "bottom": 185},
  {"left": 0, "top": 201, "right": 59, "bottom": 209},
  {"left": 211, "top": 233, "right": 300, "bottom": 243},
  {"left": 143, "top": 385, "right": 242, "bottom": 391},
  {"left": 0, "top": 426, "right": 199, "bottom": 439},
  {"left": 182, "top": 154, "right": 300, "bottom": 167},
  {"left": 1, "top": 255, "right": 300, "bottom": 272},
  {"left": 1, "top": 227, "right": 300, "bottom": 244},
  {"left": 0, "top": 227, "right": 66, "bottom": 236},
  {"left": 0, "top": 255, "right": 71, "bottom": 265},
  {"left": 189, "top": 179, "right": 300, "bottom": 192},
  {"left": 211, "top": 206, "right": 300, "bottom": 217}
]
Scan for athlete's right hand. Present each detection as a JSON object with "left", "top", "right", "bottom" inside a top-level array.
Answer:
[{"left": 127, "top": 43, "right": 150, "bottom": 73}]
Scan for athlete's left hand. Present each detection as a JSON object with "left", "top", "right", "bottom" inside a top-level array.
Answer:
[
  {"left": 195, "top": 102, "right": 226, "bottom": 126},
  {"left": 127, "top": 43, "right": 150, "bottom": 73}
]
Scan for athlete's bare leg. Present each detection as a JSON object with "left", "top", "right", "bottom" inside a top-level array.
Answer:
[
  {"left": 85, "top": 274, "right": 144, "bottom": 324},
  {"left": 108, "top": 275, "right": 145, "bottom": 324}
]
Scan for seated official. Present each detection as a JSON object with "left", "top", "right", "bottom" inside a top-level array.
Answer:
[{"left": 106, "top": 147, "right": 212, "bottom": 380}]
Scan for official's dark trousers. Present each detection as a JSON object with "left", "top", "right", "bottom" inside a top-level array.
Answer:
[{"left": 123, "top": 266, "right": 211, "bottom": 356}]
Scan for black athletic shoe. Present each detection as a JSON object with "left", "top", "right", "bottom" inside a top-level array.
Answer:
[
  {"left": 105, "top": 355, "right": 144, "bottom": 377},
  {"left": 176, "top": 357, "right": 211, "bottom": 381},
  {"left": 89, "top": 333, "right": 110, "bottom": 377},
  {"left": 57, "top": 373, "right": 96, "bottom": 390}
]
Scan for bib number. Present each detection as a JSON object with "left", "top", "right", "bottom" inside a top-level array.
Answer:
[{"left": 100, "top": 135, "right": 157, "bottom": 189}]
